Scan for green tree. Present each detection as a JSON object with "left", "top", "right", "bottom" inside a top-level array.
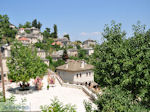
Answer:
[
  {"left": 62, "top": 49, "right": 68, "bottom": 61},
  {"left": 51, "top": 24, "right": 58, "bottom": 38},
  {"left": 78, "top": 49, "right": 86, "bottom": 59},
  {"left": 64, "top": 34, "right": 70, "bottom": 40},
  {"left": 37, "top": 21, "right": 42, "bottom": 29},
  {"left": 94, "top": 86, "right": 148, "bottom": 112},
  {"left": 0, "top": 14, "right": 17, "bottom": 44},
  {"left": 42, "top": 28, "right": 51, "bottom": 39},
  {"left": 91, "top": 21, "right": 126, "bottom": 86},
  {"left": 7, "top": 41, "right": 48, "bottom": 89},
  {"left": 23, "top": 21, "right": 32, "bottom": 28},
  {"left": 32, "top": 19, "right": 38, "bottom": 28},
  {"left": 91, "top": 21, "right": 150, "bottom": 108}
]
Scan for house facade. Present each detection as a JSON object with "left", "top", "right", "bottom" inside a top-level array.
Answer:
[
  {"left": 36, "top": 48, "right": 49, "bottom": 66},
  {"left": 83, "top": 47, "right": 94, "bottom": 55},
  {"left": 56, "top": 60, "right": 94, "bottom": 85},
  {"left": 54, "top": 37, "right": 70, "bottom": 47},
  {"left": 83, "top": 39, "right": 96, "bottom": 47},
  {"left": 67, "top": 49, "right": 78, "bottom": 57}
]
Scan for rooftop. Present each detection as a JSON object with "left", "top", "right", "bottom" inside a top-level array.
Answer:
[
  {"left": 56, "top": 60, "right": 94, "bottom": 72},
  {"left": 19, "top": 37, "right": 29, "bottom": 41}
]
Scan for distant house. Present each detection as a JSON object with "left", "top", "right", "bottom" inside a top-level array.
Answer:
[
  {"left": 54, "top": 37, "right": 70, "bottom": 47},
  {"left": 19, "top": 37, "right": 30, "bottom": 45},
  {"left": 36, "top": 48, "right": 49, "bottom": 66},
  {"left": 16, "top": 27, "right": 43, "bottom": 44},
  {"left": 83, "top": 39, "right": 96, "bottom": 47},
  {"left": 51, "top": 50, "right": 64, "bottom": 61},
  {"left": 51, "top": 41, "right": 63, "bottom": 47},
  {"left": 67, "top": 48, "right": 78, "bottom": 57},
  {"left": 83, "top": 47, "right": 94, "bottom": 55},
  {"left": 9, "top": 24, "right": 17, "bottom": 29},
  {"left": 56, "top": 60, "right": 94, "bottom": 85}
]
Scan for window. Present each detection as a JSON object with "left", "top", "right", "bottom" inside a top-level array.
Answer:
[
  {"left": 89, "top": 72, "right": 91, "bottom": 76},
  {"left": 86, "top": 72, "right": 88, "bottom": 76},
  {"left": 76, "top": 74, "right": 78, "bottom": 78},
  {"left": 80, "top": 73, "right": 82, "bottom": 77}
]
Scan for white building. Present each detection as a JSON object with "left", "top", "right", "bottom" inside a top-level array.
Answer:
[
  {"left": 83, "top": 39, "right": 96, "bottom": 48},
  {"left": 36, "top": 48, "right": 49, "bottom": 66},
  {"left": 56, "top": 60, "right": 94, "bottom": 85},
  {"left": 67, "top": 49, "right": 78, "bottom": 57},
  {"left": 83, "top": 47, "right": 94, "bottom": 55}
]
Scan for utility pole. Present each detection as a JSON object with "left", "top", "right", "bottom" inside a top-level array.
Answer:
[{"left": 0, "top": 49, "right": 6, "bottom": 102}]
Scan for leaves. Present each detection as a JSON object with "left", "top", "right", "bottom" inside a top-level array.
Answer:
[{"left": 7, "top": 41, "right": 48, "bottom": 83}]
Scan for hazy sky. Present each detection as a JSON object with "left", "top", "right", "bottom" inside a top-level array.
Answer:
[{"left": 0, "top": 0, "right": 150, "bottom": 42}]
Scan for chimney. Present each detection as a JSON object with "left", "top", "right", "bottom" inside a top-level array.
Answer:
[{"left": 80, "top": 61, "right": 85, "bottom": 68}]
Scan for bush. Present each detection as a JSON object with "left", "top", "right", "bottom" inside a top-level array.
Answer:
[
  {"left": 94, "top": 86, "right": 148, "bottom": 112},
  {"left": 40, "top": 98, "right": 76, "bottom": 112}
]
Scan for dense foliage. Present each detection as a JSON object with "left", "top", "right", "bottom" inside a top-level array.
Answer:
[
  {"left": 7, "top": 41, "right": 48, "bottom": 84},
  {"left": 90, "top": 21, "right": 150, "bottom": 110},
  {"left": 0, "top": 14, "right": 17, "bottom": 44},
  {"left": 40, "top": 98, "right": 76, "bottom": 112},
  {"left": 62, "top": 49, "right": 69, "bottom": 61},
  {"left": 19, "top": 19, "right": 42, "bottom": 29},
  {"left": 64, "top": 34, "right": 70, "bottom": 40},
  {"left": 50, "top": 24, "right": 58, "bottom": 38}
]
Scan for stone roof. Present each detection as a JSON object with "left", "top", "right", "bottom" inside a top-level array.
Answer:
[
  {"left": 83, "top": 39, "right": 96, "bottom": 44},
  {"left": 55, "top": 37, "right": 70, "bottom": 42},
  {"left": 56, "top": 60, "right": 94, "bottom": 72}
]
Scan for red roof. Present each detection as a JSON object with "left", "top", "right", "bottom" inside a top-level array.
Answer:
[
  {"left": 51, "top": 42, "right": 62, "bottom": 46},
  {"left": 19, "top": 37, "right": 29, "bottom": 41}
]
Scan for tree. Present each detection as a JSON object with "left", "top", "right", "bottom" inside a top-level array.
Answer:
[
  {"left": 91, "top": 21, "right": 126, "bottom": 86},
  {"left": 32, "top": 19, "right": 37, "bottom": 28},
  {"left": 23, "top": 21, "right": 32, "bottom": 28},
  {"left": 91, "top": 21, "right": 150, "bottom": 108},
  {"left": 37, "top": 21, "right": 42, "bottom": 29},
  {"left": 94, "top": 86, "right": 148, "bottom": 112},
  {"left": 78, "top": 49, "right": 86, "bottom": 59},
  {"left": 7, "top": 41, "right": 48, "bottom": 89},
  {"left": 42, "top": 28, "right": 51, "bottom": 39},
  {"left": 62, "top": 49, "right": 68, "bottom": 61},
  {"left": 0, "top": 14, "right": 17, "bottom": 44},
  {"left": 51, "top": 24, "right": 58, "bottom": 38},
  {"left": 64, "top": 34, "right": 70, "bottom": 40}
]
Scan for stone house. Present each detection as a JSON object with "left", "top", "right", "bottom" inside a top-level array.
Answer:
[
  {"left": 67, "top": 49, "right": 78, "bottom": 57},
  {"left": 83, "top": 47, "right": 94, "bottom": 55},
  {"left": 51, "top": 50, "right": 64, "bottom": 61},
  {"left": 36, "top": 48, "right": 49, "bottom": 66},
  {"left": 83, "top": 39, "right": 96, "bottom": 48},
  {"left": 54, "top": 37, "right": 70, "bottom": 47},
  {"left": 56, "top": 60, "right": 94, "bottom": 85}
]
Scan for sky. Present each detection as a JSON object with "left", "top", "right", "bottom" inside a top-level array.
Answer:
[{"left": 0, "top": 0, "right": 150, "bottom": 43}]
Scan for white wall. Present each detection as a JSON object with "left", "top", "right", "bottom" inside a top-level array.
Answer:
[
  {"left": 73, "top": 70, "right": 94, "bottom": 84},
  {"left": 57, "top": 70, "right": 94, "bottom": 84}
]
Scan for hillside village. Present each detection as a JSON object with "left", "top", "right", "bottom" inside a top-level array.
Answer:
[
  {"left": 0, "top": 19, "right": 100, "bottom": 111},
  {"left": 0, "top": 8, "right": 150, "bottom": 111},
  {"left": 1, "top": 24, "right": 97, "bottom": 85}
]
